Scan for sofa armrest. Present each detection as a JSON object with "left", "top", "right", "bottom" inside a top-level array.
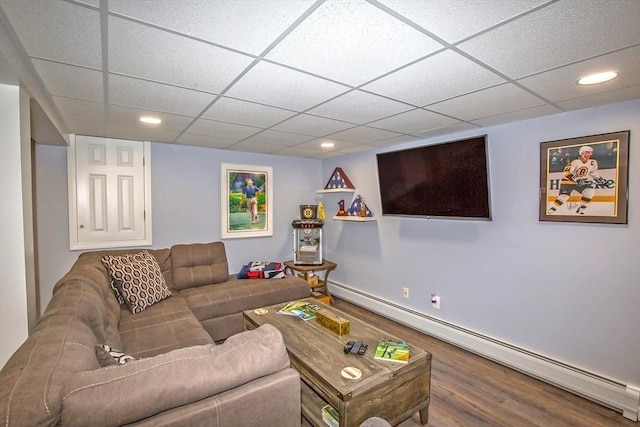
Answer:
[{"left": 61, "top": 324, "right": 290, "bottom": 426}]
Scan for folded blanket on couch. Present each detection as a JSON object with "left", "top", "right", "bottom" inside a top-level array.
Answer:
[{"left": 237, "top": 261, "right": 286, "bottom": 279}]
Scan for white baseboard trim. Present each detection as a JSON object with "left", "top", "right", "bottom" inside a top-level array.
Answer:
[{"left": 330, "top": 281, "right": 639, "bottom": 422}]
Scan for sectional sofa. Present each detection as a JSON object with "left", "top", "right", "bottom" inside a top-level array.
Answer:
[{"left": 0, "top": 241, "right": 311, "bottom": 426}]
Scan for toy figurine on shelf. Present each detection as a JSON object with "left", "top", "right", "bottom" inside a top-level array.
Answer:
[{"left": 336, "top": 199, "right": 347, "bottom": 216}]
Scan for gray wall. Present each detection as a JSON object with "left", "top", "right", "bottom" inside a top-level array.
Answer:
[
  {"left": 34, "top": 142, "right": 322, "bottom": 309},
  {"left": 34, "top": 99, "right": 639, "bottom": 389},
  {"left": 319, "top": 99, "right": 640, "bottom": 386}
]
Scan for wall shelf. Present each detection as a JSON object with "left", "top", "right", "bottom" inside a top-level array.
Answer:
[
  {"left": 316, "top": 188, "right": 355, "bottom": 194},
  {"left": 332, "top": 216, "right": 376, "bottom": 222},
  {"left": 319, "top": 167, "right": 375, "bottom": 221}
]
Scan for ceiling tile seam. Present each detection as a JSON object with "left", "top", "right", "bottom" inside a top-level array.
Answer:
[
  {"left": 349, "top": 46, "right": 449, "bottom": 91},
  {"left": 350, "top": 105, "right": 471, "bottom": 135},
  {"left": 104, "top": 1, "right": 327, "bottom": 72},
  {"left": 99, "top": 0, "right": 110, "bottom": 133},
  {"left": 64, "top": 0, "right": 98, "bottom": 11},
  {"left": 20, "top": 55, "right": 102, "bottom": 74},
  {"left": 171, "top": 0, "right": 326, "bottom": 144},
  {"left": 548, "top": 85, "right": 640, "bottom": 106},
  {"left": 514, "top": 43, "right": 640, "bottom": 82},
  {"left": 0, "top": 9, "right": 71, "bottom": 134},
  {"left": 104, "top": 11, "right": 259, "bottom": 61},
  {"left": 223, "top": 102, "right": 364, "bottom": 151},
  {"left": 103, "top": 3, "right": 361, "bottom": 102},
  {"left": 368, "top": 0, "right": 559, "bottom": 48},
  {"left": 367, "top": 0, "right": 563, "bottom": 110}
]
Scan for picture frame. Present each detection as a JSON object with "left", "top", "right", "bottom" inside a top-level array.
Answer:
[
  {"left": 539, "top": 130, "right": 629, "bottom": 224},
  {"left": 221, "top": 163, "right": 273, "bottom": 238}
]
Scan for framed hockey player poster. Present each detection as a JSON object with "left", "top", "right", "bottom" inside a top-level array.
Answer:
[{"left": 539, "top": 131, "right": 629, "bottom": 224}]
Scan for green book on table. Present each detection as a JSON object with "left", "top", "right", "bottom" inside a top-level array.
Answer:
[{"left": 374, "top": 338, "right": 410, "bottom": 363}]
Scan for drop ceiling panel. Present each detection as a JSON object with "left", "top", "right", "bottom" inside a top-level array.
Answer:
[
  {"left": 186, "top": 118, "right": 261, "bottom": 140},
  {"left": 362, "top": 50, "right": 505, "bottom": 106},
  {"left": 307, "top": 90, "right": 413, "bottom": 124},
  {"left": 266, "top": 0, "right": 443, "bottom": 86},
  {"left": 241, "top": 129, "right": 315, "bottom": 146},
  {"left": 367, "top": 108, "right": 461, "bottom": 134},
  {"left": 32, "top": 60, "right": 103, "bottom": 101},
  {"left": 470, "top": 104, "right": 562, "bottom": 127},
  {"left": 108, "top": 17, "right": 253, "bottom": 93},
  {"left": 65, "top": 118, "right": 107, "bottom": 137},
  {"left": 1, "top": 0, "right": 102, "bottom": 67},
  {"left": 277, "top": 138, "right": 364, "bottom": 158},
  {"left": 428, "top": 83, "right": 547, "bottom": 121},
  {"left": 107, "top": 105, "right": 194, "bottom": 133},
  {"left": 175, "top": 133, "right": 238, "bottom": 149},
  {"left": 108, "top": 0, "right": 315, "bottom": 55},
  {"left": 52, "top": 96, "right": 105, "bottom": 122},
  {"left": 555, "top": 85, "right": 640, "bottom": 111},
  {"left": 108, "top": 74, "right": 215, "bottom": 116},
  {"left": 411, "top": 122, "right": 482, "bottom": 140},
  {"left": 368, "top": 134, "right": 422, "bottom": 147},
  {"left": 518, "top": 46, "right": 640, "bottom": 102},
  {"left": 202, "top": 97, "right": 297, "bottom": 128},
  {"left": 328, "top": 126, "right": 402, "bottom": 144},
  {"left": 230, "top": 140, "right": 292, "bottom": 154},
  {"left": 225, "top": 61, "right": 350, "bottom": 111},
  {"left": 458, "top": 0, "right": 640, "bottom": 79},
  {"left": 376, "top": 0, "right": 551, "bottom": 43},
  {"left": 1, "top": 0, "right": 638, "bottom": 159},
  {"left": 106, "top": 126, "right": 180, "bottom": 144},
  {"left": 272, "top": 114, "right": 355, "bottom": 136}
]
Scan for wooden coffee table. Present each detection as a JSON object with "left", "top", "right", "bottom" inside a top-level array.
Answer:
[{"left": 243, "top": 299, "right": 432, "bottom": 427}]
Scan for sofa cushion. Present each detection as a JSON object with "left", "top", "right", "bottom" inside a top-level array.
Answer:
[
  {"left": 106, "top": 250, "right": 172, "bottom": 313},
  {"left": 102, "top": 251, "right": 149, "bottom": 305},
  {"left": 180, "top": 276, "right": 311, "bottom": 322},
  {"left": 171, "top": 242, "right": 229, "bottom": 290},
  {"left": 0, "top": 314, "right": 106, "bottom": 426},
  {"left": 61, "top": 324, "right": 292, "bottom": 427},
  {"left": 119, "top": 295, "right": 214, "bottom": 358}
]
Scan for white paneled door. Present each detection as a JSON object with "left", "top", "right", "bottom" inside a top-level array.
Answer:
[{"left": 68, "top": 135, "right": 151, "bottom": 250}]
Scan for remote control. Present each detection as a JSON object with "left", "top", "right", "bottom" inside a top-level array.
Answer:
[{"left": 344, "top": 340, "right": 367, "bottom": 355}]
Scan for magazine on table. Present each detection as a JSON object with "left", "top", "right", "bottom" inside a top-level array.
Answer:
[
  {"left": 373, "top": 338, "right": 410, "bottom": 363},
  {"left": 277, "top": 301, "right": 320, "bottom": 321}
]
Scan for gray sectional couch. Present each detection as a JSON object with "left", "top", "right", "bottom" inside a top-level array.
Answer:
[{"left": 0, "top": 241, "right": 310, "bottom": 426}]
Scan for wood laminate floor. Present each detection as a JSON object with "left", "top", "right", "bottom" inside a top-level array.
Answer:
[{"left": 302, "top": 298, "right": 634, "bottom": 427}]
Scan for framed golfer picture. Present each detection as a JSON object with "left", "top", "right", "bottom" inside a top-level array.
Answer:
[
  {"left": 539, "top": 131, "right": 629, "bottom": 224},
  {"left": 221, "top": 163, "right": 273, "bottom": 238}
]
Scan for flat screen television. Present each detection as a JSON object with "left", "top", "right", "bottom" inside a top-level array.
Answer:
[{"left": 376, "top": 135, "right": 491, "bottom": 220}]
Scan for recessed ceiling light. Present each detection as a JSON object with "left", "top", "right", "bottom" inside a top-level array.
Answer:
[
  {"left": 139, "top": 116, "right": 162, "bottom": 124},
  {"left": 577, "top": 71, "right": 618, "bottom": 85},
  {"left": 321, "top": 141, "right": 334, "bottom": 148}
]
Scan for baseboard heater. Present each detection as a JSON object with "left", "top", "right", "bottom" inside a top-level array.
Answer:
[{"left": 329, "top": 281, "right": 639, "bottom": 422}]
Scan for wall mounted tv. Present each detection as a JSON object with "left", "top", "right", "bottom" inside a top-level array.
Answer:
[{"left": 376, "top": 135, "right": 491, "bottom": 220}]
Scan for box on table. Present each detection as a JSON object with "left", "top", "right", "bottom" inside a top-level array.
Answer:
[
  {"left": 298, "top": 272, "right": 319, "bottom": 287},
  {"left": 311, "top": 291, "right": 330, "bottom": 305},
  {"left": 315, "top": 308, "right": 350, "bottom": 336}
]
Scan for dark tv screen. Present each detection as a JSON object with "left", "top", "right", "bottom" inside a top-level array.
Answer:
[{"left": 376, "top": 136, "right": 491, "bottom": 220}]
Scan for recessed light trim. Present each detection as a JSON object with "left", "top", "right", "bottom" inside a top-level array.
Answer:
[
  {"left": 320, "top": 141, "right": 335, "bottom": 148},
  {"left": 139, "top": 116, "right": 162, "bottom": 124},
  {"left": 577, "top": 71, "right": 618, "bottom": 86}
]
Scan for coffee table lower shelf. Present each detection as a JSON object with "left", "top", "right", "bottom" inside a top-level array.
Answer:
[{"left": 300, "top": 380, "right": 329, "bottom": 426}]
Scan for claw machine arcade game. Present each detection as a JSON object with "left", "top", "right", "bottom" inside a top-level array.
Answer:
[{"left": 292, "top": 205, "right": 323, "bottom": 265}]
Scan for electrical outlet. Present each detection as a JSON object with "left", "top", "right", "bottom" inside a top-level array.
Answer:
[
  {"left": 431, "top": 294, "right": 440, "bottom": 309},
  {"left": 402, "top": 287, "right": 409, "bottom": 299}
]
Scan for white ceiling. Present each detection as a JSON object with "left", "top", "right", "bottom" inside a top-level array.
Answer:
[{"left": 1, "top": 0, "right": 639, "bottom": 159}]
